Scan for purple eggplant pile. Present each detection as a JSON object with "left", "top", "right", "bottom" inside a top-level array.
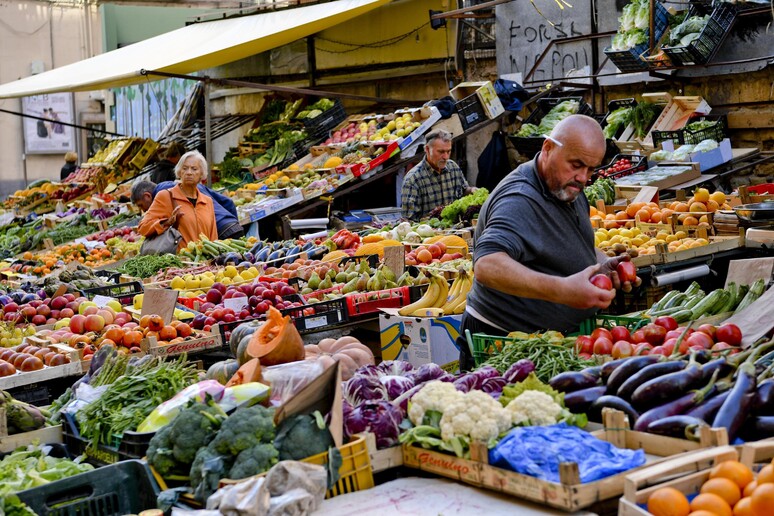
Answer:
[{"left": 552, "top": 339, "right": 774, "bottom": 443}]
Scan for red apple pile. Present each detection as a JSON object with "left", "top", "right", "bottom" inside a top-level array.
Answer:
[
  {"left": 86, "top": 226, "right": 139, "bottom": 243},
  {"left": 575, "top": 317, "right": 743, "bottom": 359},
  {"left": 2, "top": 293, "right": 96, "bottom": 328}
]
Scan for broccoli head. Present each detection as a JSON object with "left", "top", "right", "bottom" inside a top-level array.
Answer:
[
  {"left": 147, "top": 423, "right": 184, "bottom": 477},
  {"left": 211, "top": 405, "right": 275, "bottom": 456},
  {"left": 228, "top": 443, "right": 279, "bottom": 480},
  {"left": 275, "top": 411, "right": 334, "bottom": 461},
  {"left": 190, "top": 443, "right": 234, "bottom": 503},
  {"left": 169, "top": 401, "right": 228, "bottom": 464}
]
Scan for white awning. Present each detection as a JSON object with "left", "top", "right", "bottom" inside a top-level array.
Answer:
[{"left": 0, "top": 0, "right": 389, "bottom": 99}]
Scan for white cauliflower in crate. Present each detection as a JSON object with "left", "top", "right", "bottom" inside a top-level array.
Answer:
[
  {"left": 505, "top": 390, "right": 563, "bottom": 426},
  {"left": 440, "top": 389, "right": 512, "bottom": 443},
  {"left": 408, "top": 381, "right": 463, "bottom": 426}
]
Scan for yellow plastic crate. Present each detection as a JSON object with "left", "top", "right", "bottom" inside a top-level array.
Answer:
[{"left": 303, "top": 434, "right": 375, "bottom": 498}]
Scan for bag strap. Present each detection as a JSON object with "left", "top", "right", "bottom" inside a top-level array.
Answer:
[{"left": 167, "top": 189, "right": 179, "bottom": 229}]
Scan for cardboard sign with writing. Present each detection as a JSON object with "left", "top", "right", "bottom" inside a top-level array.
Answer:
[
  {"left": 140, "top": 288, "right": 178, "bottom": 325},
  {"left": 224, "top": 297, "right": 249, "bottom": 312},
  {"left": 274, "top": 361, "right": 343, "bottom": 448},
  {"left": 92, "top": 295, "right": 117, "bottom": 308},
  {"left": 383, "top": 245, "right": 405, "bottom": 278}
]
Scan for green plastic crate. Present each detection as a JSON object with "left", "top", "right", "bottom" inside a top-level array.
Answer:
[
  {"left": 572, "top": 314, "right": 649, "bottom": 336},
  {"left": 16, "top": 459, "right": 160, "bottom": 516}
]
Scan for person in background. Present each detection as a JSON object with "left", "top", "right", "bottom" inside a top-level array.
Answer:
[
  {"left": 401, "top": 129, "right": 477, "bottom": 221},
  {"left": 151, "top": 142, "right": 186, "bottom": 184},
  {"left": 137, "top": 150, "right": 218, "bottom": 251},
  {"left": 458, "top": 115, "right": 639, "bottom": 370},
  {"left": 60, "top": 152, "right": 78, "bottom": 181}
]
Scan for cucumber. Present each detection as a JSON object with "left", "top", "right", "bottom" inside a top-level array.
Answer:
[{"left": 690, "top": 289, "right": 725, "bottom": 320}]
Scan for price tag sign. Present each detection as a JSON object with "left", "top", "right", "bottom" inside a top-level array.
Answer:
[
  {"left": 141, "top": 288, "right": 178, "bottom": 324},
  {"left": 224, "top": 297, "right": 248, "bottom": 312},
  {"left": 92, "top": 295, "right": 117, "bottom": 308}
]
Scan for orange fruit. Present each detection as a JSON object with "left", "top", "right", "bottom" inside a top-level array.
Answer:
[
  {"left": 751, "top": 483, "right": 774, "bottom": 516},
  {"left": 734, "top": 497, "right": 754, "bottom": 516},
  {"left": 675, "top": 202, "right": 690, "bottom": 212},
  {"left": 648, "top": 487, "right": 691, "bottom": 516},
  {"left": 651, "top": 211, "right": 664, "bottom": 223},
  {"left": 744, "top": 481, "right": 758, "bottom": 498},
  {"left": 689, "top": 511, "right": 718, "bottom": 516},
  {"left": 636, "top": 209, "right": 651, "bottom": 223},
  {"left": 683, "top": 216, "right": 699, "bottom": 226},
  {"left": 690, "top": 492, "right": 732, "bottom": 516},
  {"left": 627, "top": 202, "right": 646, "bottom": 218},
  {"left": 615, "top": 210, "right": 629, "bottom": 221},
  {"left": 706, "top": 200, "right": 720, "bottom": 212},
  {"left": 710, "top": 191, "right": 726, "bottom": 205},
  {"left": 757, "top": 464, "right": 774, "bottom": 485},
  {"left": 416, "top": 249, "right": 433, "bottom": 264},
  {"left": 694, "top": 188, "right": 711, "bottom": 203},
  {"left": 702, "top": 477, "right": 742, "bottom": 507},
  {"left": 690, "top": 201, "right": 707, "bottom": 213},
  {"left": 711, "top": 460, "right": 754, "bottom": 490}
]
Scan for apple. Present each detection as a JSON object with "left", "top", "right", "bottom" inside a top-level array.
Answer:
[
  {"left": 96, "top": 309, "right": 114, "bottom": 325},
  {"left": 212, "top": 282, "right": 227, "bottom": 295},
  {"left": 63, "top": 293, "right": 76, "bottom": 302},
  {"left": 31, "top": 314, "right": 47, "bottom": 325},
  {"left": 51, "top": 296, "right": 68, "bottom": 310},
  {"left": 36, "top": 305, "right": 51, "bottom": 318},
  {"left": 590, "top": 274, "right": 613, "bottom": 290},
  {"left": 78, "top": 301, "right": 97, "bottom": 315},
  {"left": 69, "top": 314, "right": 86, "bottom": 334},
  {"left": 3, "top": 303, "right": 18, "bottom": 314},
  {"left": 616, "top": 261, "right": 637, "bottom": 283},
  {"left": 54, "top": 318, "right": 71, "bottom": 330},
  {"left": 84, "top": 314, "right": 105, "bottom": 333},
  {"left": 262, "top": 289, "right": 275, "bottom": 300}
]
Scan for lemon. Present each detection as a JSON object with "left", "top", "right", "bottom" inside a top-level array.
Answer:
[
  {"left": 608, "top": 228, "right": 620, "bottom": 237},
  {"left": 240, "top": 269, "right": 254, "bottom": 280},
  {"left": 248, "top": 266, "right": 260, "bottom": 278},
  {"left": 170, "top": 277, "right": 186, "bottom": 290},
  {"left": 665, "top": 234, "right": 678, "bottom": 243},
  {"left": 221, "top": 277, "right": 232, "bottom": 285},
  {"left": 224, "top": 265, "right": 238, "bottom": 279},
  {"left": 232, "top": 275, "right": 245, "bottom": 283},
  {"left": 620, "top": 229, "right": 633, "bottom": 238},
  {"left": 675, "top": 230, "right": 688, "bottom": 239},
  {"left": 107, "top": 300, "right": 122, "bottom": 312},
  {"left": 609, "top": 235, "right": 622, "bottom": 244}
]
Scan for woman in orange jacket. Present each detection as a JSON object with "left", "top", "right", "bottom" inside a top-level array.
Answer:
[{"left": 138, "top": 150, "right": 218, "bottom": 251}]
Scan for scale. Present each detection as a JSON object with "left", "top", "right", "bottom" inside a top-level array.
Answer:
[{"left": 365, "top": 207, "right": 402, "bottom": 225}]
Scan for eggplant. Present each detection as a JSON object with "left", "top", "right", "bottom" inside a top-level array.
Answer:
[
  {"left": 549, "top": 371, "right": 599, "bottom": 393},
  {"left": 284, "top": 246, "right": 301, "bottom": 264},
  {"left": 589, "top": 395, "right": 639, "bottom": 427},
  {"left": 600, "top": 358, "right": 630, "bottom": 384},
  {"left": 580, "top": 365, "right": 603, "bottom": 379},
  {"left": 309, "top": 246, "right": 327, "bottom": 260},
  {"left": 753, "top": 379, "right": 774, "bottom": 416},
  {"left": 249, "top": 241, "right": 266, "bottom": 256},
  {"left": 255, "top": 247, "right": 271, "bottom": 263},
  {"left": 634, "top": 377, "right": 718, "bottom": 432},
  {"left": 713, "top": 362, "right": 757, "bottom": 442},
  {"left": 268, "top": 249, "right": 286, "bottom": 262},
  {"left": 740, "top": 416, "right": 774, "bottom": 441},
  {"left": 605, "top": 355, "right": 661, "bottom": 395},
  {"left": 301, "top": 241, "right": 315, "bottom": 251},
  {"left": 700, "top": 358, "right": 733, "bottom": 383},
  {"left": 563, "top": 386, "right": 606, "bottom": 414},
  {"left": 631, "top": 360, "right": 703, "bottom": 410},
  {"left": 647, "top": 416, "right": 708, "bottom": 441},
  {"left": 617, "top": 360, "right": 687, "bottom": 401},
  {"left": 685, "top": 391, "right": 731, "bottom": 424}
]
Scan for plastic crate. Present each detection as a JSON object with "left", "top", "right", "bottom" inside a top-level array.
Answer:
[
  {"left": 301, "top": 99, "right": 347, "bottom": 141},
  {"left": 93, "top": 269, "right": 121, "bottom": 284},
  {"left": 62, "top": 416, "right": 152, "bottom": 467},
  {"left": 604, "top": 1, "right": 669, "bottom": 72},
  {"left": 574, "top": 314, "right": 649, "bottom": 335},
  {"left": 594, "top": 154, "right": 649, "bottom": 181},
  {"left": 511, "top": 96, "right": 593, "bottom": 157},
  {"left": 600, "top": 98, "right": 638, "bottom": 139},
  {"left": 216, "top": 316, "right": 264, "bottom": 347},
  {"left": 345, "top": 286, "right": 411, "bottom": 319},
  {"left": 82, "top": 281, "right": 143, "bottom": 307},
  {"left": 662, "top": 4, "right": 737, "bottom": 66},
  {"left": 455, "top": 93, "right": 489, "bottom": 130},
  {"left": 614, "top": 285, "right": 673, "bottom": 314},
  {"left": 7, "top": 383, "right": 50, "bottom": 406},
  {"left": 652, "top": 114, "right": 727, "bottom": 147},
  {"left": 17, "top": 459, "right": 161, "bottom": 516},
  {"left": 280, "top": 297, "right": 348, "bottom": 333}
]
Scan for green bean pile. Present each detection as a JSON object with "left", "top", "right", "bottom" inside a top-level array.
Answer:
[
  {"left": 117, "top": 253, "right": 183, "bottom": 278},
  {"left": 481, "top": 335, "right": 597, "bottom": 382}
]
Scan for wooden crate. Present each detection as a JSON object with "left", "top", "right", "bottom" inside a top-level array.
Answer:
[
  {"left": 361, "top": 432, "right": 403, "bottom": 473},
  {"left": 0, "top": 343, "right": 83, "bottom": 390},
  {"left": 141, "top": 332, "right": 222, "bottom": 357},
  {"left": 402, "top": 410, "right": 725, "bottom": 513},
  {"left": 0, "top": 406, "right": 63, "bottom": 453},
  {"left": 619, "top": 440, "right": 774, "bottom": 515}
]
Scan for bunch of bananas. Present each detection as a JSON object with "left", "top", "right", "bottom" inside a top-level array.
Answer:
[{"left": 398, "top": 270, "right": 472, "bottom": 317}]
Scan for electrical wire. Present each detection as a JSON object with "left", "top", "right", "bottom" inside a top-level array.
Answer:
[{"left": 315, "top": 22, "right": 431, "bottom": 54}]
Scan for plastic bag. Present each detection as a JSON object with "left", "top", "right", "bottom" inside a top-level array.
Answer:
[
  {"left": 219, "top": 382, "right": 272, "bottom": 412},
  {"left": 137, "top": 380, "right": 225, "bottom": 432},
  {"left": 261, "top": 360, "right": 326, "bottom": 406},
  {"left": 489, "top": 423, "right": 645, "bottom": 483}
]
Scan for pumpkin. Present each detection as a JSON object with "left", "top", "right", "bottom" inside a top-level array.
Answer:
[
  {"left": 226, "top": 358, "right": 262, "bottom": 387},
  {"left": 236, "top": 335, "right": 253, "bottom": 366},
  {"left": 246, "top": 307, "right": 304, "bottom": 366},
  {"left": 206, "top": 359, "right": 240, "bottom": 385},
  {"left": 229, "top": 320, "right": 263, "bottom": 356},
  {"left": 305, "top": 336, "right": 374, "bottom": 380}
]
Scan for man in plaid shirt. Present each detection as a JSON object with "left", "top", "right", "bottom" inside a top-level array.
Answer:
[{"left": 401, "top": 130, "right": 477, "bottom": 220}]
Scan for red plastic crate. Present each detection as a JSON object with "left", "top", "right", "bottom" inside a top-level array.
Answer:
[
  {"left": 748, "top": 183, "right": 774, "bottom": 195},
  {"left": 345, "top": 287, "right": 411, "bottom": 318}
]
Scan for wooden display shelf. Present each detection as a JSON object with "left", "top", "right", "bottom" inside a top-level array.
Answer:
[
  {"left": 0, "top": 405, "right": 63, "bottom": 453},
  {"left": 632, "top": 233, "right": 744, "bottom": 268}
]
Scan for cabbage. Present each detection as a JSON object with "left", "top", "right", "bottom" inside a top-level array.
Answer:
[
  {"left": 516, "top": 123, "right": 539, "bottom": 137},
  {"left": 343, "top": 376, "right": 387, "bottom": 406},
  {"left": 694, "top": 139, "right": 719, "bottom": 153},
  {"left": 633, "top": 1, "right": 649, "bottom": 29},
  {"left": 669, "top": 15, "right": 709, "bottom": 46},
  {"left": 680, "top": 33, "right": 701, "bottom": 47},
  {"left": 344, "top": 401, "right": 403, "bottom": 449},
  {"left": 377, "top": 360, "right": 414, "bottom": 376},
  {"left": 379, "top": 375, "right": 415, "bottom": 400},
  {"left": 650, "top": 150, "right": 672, "bottom": 162}
]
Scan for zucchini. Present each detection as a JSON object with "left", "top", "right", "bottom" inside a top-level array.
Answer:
[
  {"left": 690, "top": 289, "right": 725, "bottom": 320},
  {"left": 663, "top": 293, "right": 688, "bottom": 309},
  {"left": 650, "top": 290, "right": 680, "bottom": 313},
  {"left": 683, "top": 292, "right": 705, "bottom": 310},
  {"left": 735, "top": 279, "right": 766, "bottom": 314},
  {"left": 715, "top": 284, "right": 737, "bottom": 314},
  {"left": 648, "top": 306, "right": 684, "bottom": 317},
  {"left": 673, "top": 309, "right": 694, "bottom": 323},
  {"left": 685, "top": 281, "right": 702, "bottom": 297},
  {"left": 707, "top": 290, "right": 730, "bottom": 315}
]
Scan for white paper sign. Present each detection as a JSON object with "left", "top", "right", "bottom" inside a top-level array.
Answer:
[
  {"left": 92, "top": 295, "right": 117, "bottom": 308},
  {"left": 224, "top": 297, "right": 248, "bottom": 312}
]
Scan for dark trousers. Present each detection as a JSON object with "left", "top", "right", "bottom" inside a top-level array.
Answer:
[{"left": 457, "top": 311, "right": 509, "bottom": 372}]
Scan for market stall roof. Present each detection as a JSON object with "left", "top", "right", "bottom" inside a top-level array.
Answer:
[{"left": 0, "top": 0, "right": 389, "bottom": 99}]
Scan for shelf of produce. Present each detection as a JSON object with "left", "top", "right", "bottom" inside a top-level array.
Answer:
[
  {"left": 0, "top": 355, "right": 84, "bottom": 391},
  {"left": 631, "top": 234, "right": 744, "bottom": 268},
  {"left": 402, "top": 410, "right": 725, "bottom": 513},
  {"left": 0, "top": 405, "right": 63, "bottom": 453}
]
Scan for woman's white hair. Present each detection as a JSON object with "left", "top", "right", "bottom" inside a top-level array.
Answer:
[{"left": 175, "top": 150, "right": 209, "bottom": 180}]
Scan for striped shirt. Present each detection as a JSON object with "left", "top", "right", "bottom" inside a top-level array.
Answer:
[{"left": 401, "top": 158, "right": 469, "bottom": 220}]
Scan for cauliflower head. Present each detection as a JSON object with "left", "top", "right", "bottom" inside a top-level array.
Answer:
[
  {"left": 408, "top": 381, "right": 463, "bottom": 426},
  {"left": 505, "top": 390, "right": 563, "bottom": 426},
  {"left": 439, "top": 389, "right": 511, "bottom": 443}
]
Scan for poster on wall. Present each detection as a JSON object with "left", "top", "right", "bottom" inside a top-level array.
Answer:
[{"left": 22, "top": 93, "right": 76, "bottom": 154}]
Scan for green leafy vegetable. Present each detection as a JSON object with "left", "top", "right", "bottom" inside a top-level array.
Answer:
[
  {"left": 603, "top": 107, "right": 634, "bottom": 139},
  {"left": 440, "top": 188, "right": 489, "bottom": 223},
  {"left": 0, "top": 444, "right": 93, "bottom": 493}
]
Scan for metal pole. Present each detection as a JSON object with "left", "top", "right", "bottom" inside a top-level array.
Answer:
[{"left": 204, "top": 78, "right": 212, "bottom": 187}]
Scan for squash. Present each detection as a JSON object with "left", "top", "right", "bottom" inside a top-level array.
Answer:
[
  {"left": 322, "top": 250, "right": 348, "bottom": 263},
  {"left": 226, "top": 358, "right": 262, "bottom": 387},
  {"left": 229, "top": 320, "right": 263, "bottom": 356},
  {"left": 246, "top": 307, "right": 304, "bottom": 366},
  {"left": 305, "top": 336, "right": 374, "bottom": 380},
  {"left": 206, "top": 359, "right": 240, "bottom": 385},
  {"left": 236, "top": 335, "right": 253, "bottom": 365},
  {"left": 361, "top": 234, "right": 384, "bottom": 244}
]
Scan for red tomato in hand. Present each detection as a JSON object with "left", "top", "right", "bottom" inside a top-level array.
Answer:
[
  {"left": 616, "top": 261, "right": 638, "bottom": 284},
  {"left": 590, "top": 274, "right": 613, "bottom": 290}
]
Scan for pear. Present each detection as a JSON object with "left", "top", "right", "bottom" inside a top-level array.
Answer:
[
  {"left": 319, "top": 275, "right": 333, "bottom": 290},
  {"left": 385, "top": 279, "right": 397, "bottom": 289},
  {"left": 347, "top": 271, "right": 358, "bottom": 282},
  {"left": 346, "top": 262, "right": 358, "bottom": 274},
  {"left": 380, "top": 265, "right": 396, "bottom": 283},
  {"left": 301, "top": 287, "right": 313, "bottom": 295},
  {"left": 357, "top": 259, "right": 371, "bottom": 275},
  {"left": 342, "top": 276, "right": 358, "bottom": 294},
  {"left": 396, "top": 271, "right": 413, "bottom": 287},
  {"left": 307, "top": 272, "right": 321, "bottom": 290},
  {"left": 415, "top": 271, "right": 430, "bottom": 285},
  {"left": 356, "top": 273, "right": 370, "bottom": 292},
  {"left": 367, "top": 271, "right": 384, "bottom": 292},
  {"left": 326, "top": 268, "right": 337, "bottom": 280},
  {"left": 335, "top": 271, "right": 348, "bottom": 283}
]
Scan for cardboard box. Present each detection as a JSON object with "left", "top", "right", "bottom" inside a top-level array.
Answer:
[
  {"left": 379, "top": 310, "right": 462, "bottom": 372},
  {"left": 613, "top": 164, "right": 700, "bottom": 190},
  {"left": 398, "top": 106, "right": 442, "bottom": 150},
  {"left": 450, "top": 81, "right": 505, "bottom": 121},
  {"left": 660, "top": 138, "right": 732, "bottom": 172}
]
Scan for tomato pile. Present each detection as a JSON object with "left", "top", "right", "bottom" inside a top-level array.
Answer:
[{"left": 597, "top": 157, "right": 638, "bottom": 178}]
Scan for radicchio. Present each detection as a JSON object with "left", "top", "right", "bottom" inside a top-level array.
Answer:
[
  {"left": 344, "top": 400, "right": 403, "bottom": 449},
  {"left": 503, "top": 359, "right": 536, "bottom": 384},
  {"left": 409, "top": 363, "right": 445, "bottom": 384},
  {"left": 378, "top": 374, "right": 415, "bottom": 400},
  {"left": 343, "top": 375, "right": 387, "bottom": 406},
  {"left": 377, "top": 360, "right": 414, "bottom": 376}
]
